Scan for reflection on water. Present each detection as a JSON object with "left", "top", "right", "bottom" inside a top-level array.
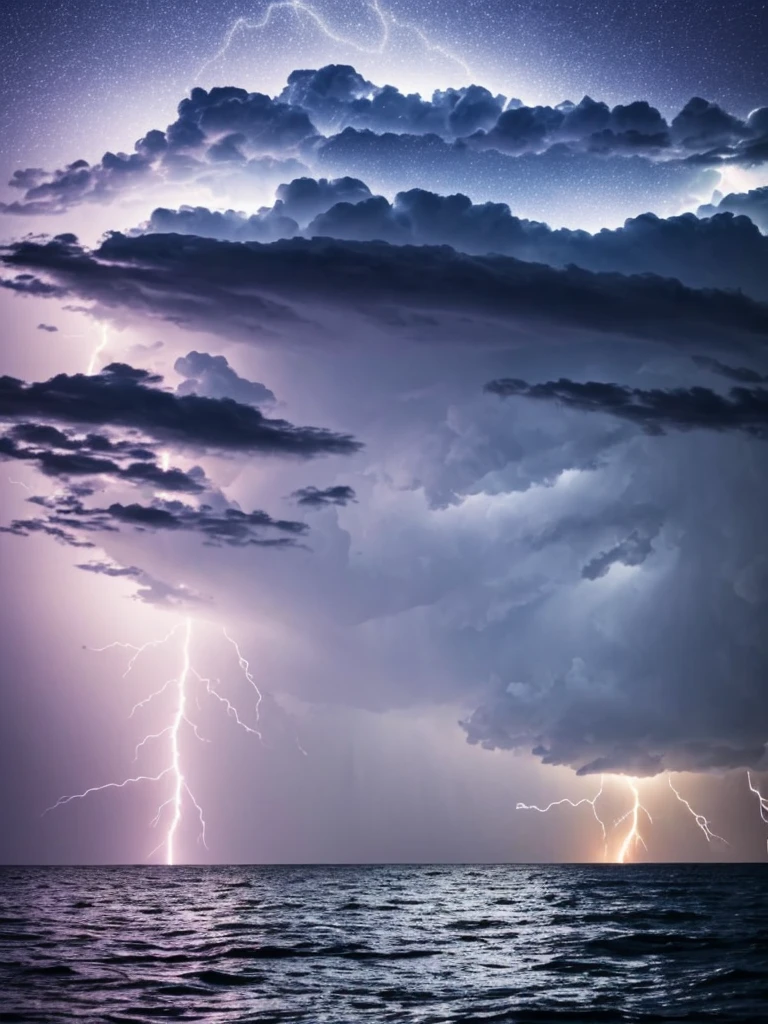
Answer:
[{"left": 1, "top": 864, "right": 767, "bottom": 1022}]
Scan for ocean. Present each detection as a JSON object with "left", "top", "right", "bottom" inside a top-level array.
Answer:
[{"left": 0, "top": 864, "right": 766, "bottom": 1023}]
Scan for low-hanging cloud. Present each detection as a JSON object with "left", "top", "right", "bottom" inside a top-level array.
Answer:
[
  {"left": 0, "top": 361, "right": 361, "bottom": 457},
  {"left": 6, "top": 232, "right": 768, "bottom": 349}
]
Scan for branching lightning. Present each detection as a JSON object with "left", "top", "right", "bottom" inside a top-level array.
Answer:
[
  {"left": 748, "top": 771, "right": 768, "bottom": 822},
  {"left": 516, "top": 776, "right": 608, "bottom": 858},
  {"left": 668, "top": 776, "right": 728, "bottom": 846},
  {"left": 196, "top": 0, "right": 472, "bottom": 83},
  {"left": 614, "top": 779, "right": 651, "bottom": 864},
  {"left": 747, "top": 771, "right": 768, "bottom": 853},
  {"left": 517, "top": 774, "right": 730, "bottom": 863},
  {"left": 46, "top": 617, "right": 278, "bottom": 864}
]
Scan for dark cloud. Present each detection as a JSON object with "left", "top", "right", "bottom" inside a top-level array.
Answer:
[
  {"left": 275, "top": 175, "right": 372, "bottom": 224},
  {"left": 7, "top": 231, "right": 768, "bottom": 350},
  {"left": 485, "top": 376, "right": 768, "bottom": 439},
  {"left": 144, "top": 204, "right": 299, "bottom": 243},
  {"left": 4, "top": 490, "right": 308, "bottom": 549},
  {"left": 305, "top": 189, "right": 768, "bottom": 299},
  {"left": 174, "top": 351, "right": 275, "bottom": 406},
  {"left": 6, "top": 66, "right": 765, "bottom": 223},
  {"left": 1, "top": 273, "right": 67, "bottom": 297},
  {"left": 142, "top": 176, "right": 372, "bottom": 241},
  {"left": 0, "top": 154, "right": 155, "bottom": 216},
  {"left": 0, "top": 86, "right": 319, "bottom": 215},
  {"left": 291, "top": 484, "right": 357, "bottom": 508},
  {"left": 36, "top": 323, "right": 58, "bottom": 332},
  {"left": 697, "top": 186, "right": 768, "bottom": 232},
  {"left": 693, "top": 355, "right": 768, "bottom": 384},
  {"left": 281, "top": 65, "right": 506, "bottom": 138},
  {"left": 136, "top": 180, "right": 768, "bottom": 300},
  {"left": 75, "top": 560, "right": 201, "bottom": 607},
  {"left": 0, "top": 361, "right": 360, "bottom": 457},
  {"left": 0, "top": 422, "right": 206, "bottom": 492},
  {"left": 581, "top": 525, "right": 660, "bottom": 580},
  {"left": 670, "top": 97, "right": 748, "bottom": 151}
]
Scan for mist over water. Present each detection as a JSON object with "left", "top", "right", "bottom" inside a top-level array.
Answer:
[{"left": 1, "top": 864, "right": 767, "bottom": 1022}]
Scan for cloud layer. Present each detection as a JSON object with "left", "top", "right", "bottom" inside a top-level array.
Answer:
[{"left": 6, "top": 65, "right": 767, "bottom": 227}]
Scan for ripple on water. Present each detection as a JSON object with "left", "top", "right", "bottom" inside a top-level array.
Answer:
[{"left": 0, "top": 864, "right": 766, "bottom": 1024}]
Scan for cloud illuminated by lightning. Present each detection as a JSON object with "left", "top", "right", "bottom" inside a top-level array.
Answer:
[
  {"left": 517, "top": 773, "right": 730, "bottom": 863},
  {"left": 46, "top": 618, "right": 274, "bottom": 864},
  {"left": 196, "top": 0, "right": 472, "bottom": 84}
]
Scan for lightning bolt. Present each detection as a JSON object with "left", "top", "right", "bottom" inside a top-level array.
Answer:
[
  {"left": 516, "top": 776, "right": 608, "bottom": 859},
  {"left": 86, "top": 323, "right": 109, "bottom": 376},
  {"left": 747, "top": 771, "right": 768, "bottom": 822},
  {"left": 46, "top": 618, "right": 277, "bottom": 863},
  {"left": 196, "top": 0, "right": 472, "bottom": 83},
  {"left": 223, "top": 627, "right": 263, "bottom": 733},
  {"left": 614, "top": 779, "right": 651, "bottom": 864},
  {"left": 517, "top": 773, "right": 729, "bottom": 862},
  {"left": 668, "top": 775, "right": 728, "bottom": 845},
  {"left": 166, "top": 617, "right": 193, "bottom": 865},
  {"left": 747, "top": 771, "right": 768, "bottom": 853}
]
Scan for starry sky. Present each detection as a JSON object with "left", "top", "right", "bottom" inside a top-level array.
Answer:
[{"left": 1, "top": 0, "right": 768, "bottom": 865}]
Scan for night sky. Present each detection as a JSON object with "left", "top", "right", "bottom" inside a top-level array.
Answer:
[{"left": 1, "top": 0, "right": 768, "bottom": 865}]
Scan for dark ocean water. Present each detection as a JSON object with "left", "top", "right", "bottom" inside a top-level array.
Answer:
[{"left": 1, "top": 864, "right": 767, "bottom": 1024}]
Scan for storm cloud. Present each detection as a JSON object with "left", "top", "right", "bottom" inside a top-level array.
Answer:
[
  {"left": 141, "top": 182, "right": 768, "bottom": 300},
  {"left": 6, "top": 231, "right": 768, "bottom": 349},
  {"left": 5, "top": 65, "right": 765, "bottom": 228},
  {"left": 0, "top": 361, "right": 360, "bottom": 457}
]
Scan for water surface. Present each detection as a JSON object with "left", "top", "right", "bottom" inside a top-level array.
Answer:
[{"left": 1, "top": 864, "right": 766, "bottom": 1022}]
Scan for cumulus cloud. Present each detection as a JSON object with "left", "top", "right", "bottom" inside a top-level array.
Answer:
[
  {"left": 174, "top": 351, "right": 275, "bottom": 406},
  {"left": 37, "top": 322, "right": 58, "bottom": 332},
  {"left": 5, "top": 66, "right": 766, "bottom": 226},
  {"left": 151, "top": 182, "right": 768, "bottom": 300},
  {"left": 698, "top": 186, "right": 768, "bottom": 232},
  {"left": 141, "top": 176, "right": 372, "bottom": 242}
]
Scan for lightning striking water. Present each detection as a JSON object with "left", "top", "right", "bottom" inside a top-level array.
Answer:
[
  {"left": 196, "top": 0, "right": 472, "bottom": 83},
  {"left": 166, "top": 618, "right": 192, "bottom": 866},
  {"left": 517, "top": 774, "right": 728, "bottom": 863},
  {"left": 46, "top": 618, "right": 274, "bottom": 863}
]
